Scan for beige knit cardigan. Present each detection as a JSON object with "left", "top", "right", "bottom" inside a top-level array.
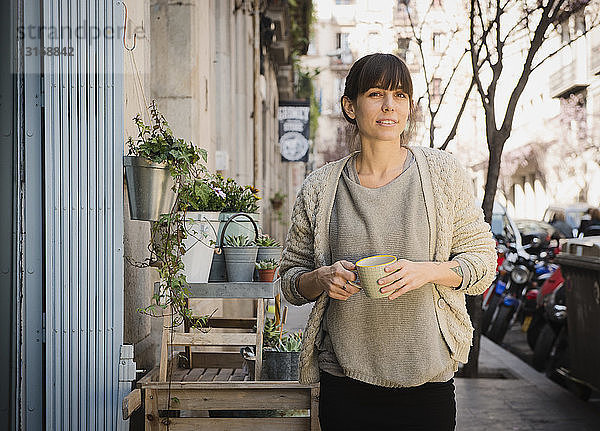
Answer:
[{"left": 280, "top": 146, "right": 497, "bottom": 385}]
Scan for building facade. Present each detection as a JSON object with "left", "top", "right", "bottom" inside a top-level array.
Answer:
[
  {"left": 304, "top": 0, "right": 599, "bottom": 220},
  {"left": 3, "top": 0, "right": 309, "bottom": 429}
]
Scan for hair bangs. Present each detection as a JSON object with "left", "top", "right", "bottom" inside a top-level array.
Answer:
[{"left": 357, "top": 54, "right": 412, "bottom": 98}]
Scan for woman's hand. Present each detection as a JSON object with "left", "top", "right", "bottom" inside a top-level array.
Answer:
[
  {"left": 299, "top": 260, "right": 360, "bottom": 301},
  {"left": 377, "top": 259, "right": 434, "bottom": 300}
]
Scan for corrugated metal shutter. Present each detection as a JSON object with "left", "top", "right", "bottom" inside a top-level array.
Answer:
[{"left": 43, "top": 1, "right": 124, "bottom": 430}]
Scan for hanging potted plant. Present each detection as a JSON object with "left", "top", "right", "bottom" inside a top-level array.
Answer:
[
  {"left": 124, "top": 100, "right": 205, "bottom": 221},
  {"left": 209, "top": 177, "right": 261, "bottom": 281},
  {"left": 255, "top": 259, "right": 279, "bottom": 282},
  {"left": 269, "top": 191, "right": 286, "bottom": 211},
  {"left": 177, "top": 175, "right": 226, "bottom": 283}
]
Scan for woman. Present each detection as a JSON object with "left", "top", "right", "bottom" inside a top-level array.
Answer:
[{"left": 280, "top": 53, "right": 497, "bottom": 430}]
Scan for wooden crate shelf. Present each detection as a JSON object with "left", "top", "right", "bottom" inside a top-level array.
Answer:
[{"left": 124, "top": 279, "right": 321, "bottom": 430}]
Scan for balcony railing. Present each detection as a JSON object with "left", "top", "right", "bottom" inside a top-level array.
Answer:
[{"left": 549, "top": 60, "right": 588, "bottom": 98}]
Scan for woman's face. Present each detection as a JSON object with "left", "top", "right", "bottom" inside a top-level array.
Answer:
[{"left": 343, "top": 86, "right": 410, "bottom": 144}]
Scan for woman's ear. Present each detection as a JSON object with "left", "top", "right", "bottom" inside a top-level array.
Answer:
[{"left": 341, "top": 96, "right": 356, "bottom": 120}]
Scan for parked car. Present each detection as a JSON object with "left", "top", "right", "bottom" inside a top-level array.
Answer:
[{"left": 543, "top": 204, "right": 589, "bottom": 237}]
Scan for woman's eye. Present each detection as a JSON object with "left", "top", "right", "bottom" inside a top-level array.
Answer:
[
  {"left": 369, "top": 91, "right": 382, "bottom": 97},
  {"left": 396, "top": 93, "right": 407, "bottom": 98}
]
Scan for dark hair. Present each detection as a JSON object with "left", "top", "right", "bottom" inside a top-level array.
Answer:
[{"left": 340, "top": 53, "right": 417, "bottom": 148}]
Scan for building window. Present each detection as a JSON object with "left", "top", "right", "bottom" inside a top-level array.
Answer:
[
  {"left": 333, "top": 77, "right": 345, "bottom": 114},
  {"left": 560, "top": 22, "right": 570, "bottom": 43},
  {"left": 336, "top": 32, "right": 350, "bottom": 51},
  {"left": 336, "top": 0, "right": 354, "bottom": 5},
  {"left": 397, "top": 38, "right": 410, "bottom": 61},
  {"left": 430, "top": 78, "right": 441, "bottom": 103},
  {"left": 432, "top": 32, "right": 444, "bottom": 52},
  {"left": 575, "top": 12, "right": 586, "bottom": 35}
]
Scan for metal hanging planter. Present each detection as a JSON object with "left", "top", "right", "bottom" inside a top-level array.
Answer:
[{"left": 124, "top": 156, "right": 177, "bottom": 221}]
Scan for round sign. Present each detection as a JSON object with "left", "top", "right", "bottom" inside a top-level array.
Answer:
[{"left": 280, "top": 131, "right": 309, "bottom": 161}]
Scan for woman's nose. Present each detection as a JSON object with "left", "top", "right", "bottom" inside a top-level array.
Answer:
[{"left": 382, "top": 95, "right": 394, "bottom": 112}]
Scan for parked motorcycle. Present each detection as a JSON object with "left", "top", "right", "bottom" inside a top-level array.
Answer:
[
  {"left": 526, "top": 267, "right": 564, "bottom": 351},
  {"left": 531, "top": 276, "right": 567, "bottom": 371},
  {"left": 486, "top": 240, "right": 557, "bottom": 344}
]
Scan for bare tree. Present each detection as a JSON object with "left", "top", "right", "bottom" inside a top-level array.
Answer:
[
  {"left": 462, "top": 0, "right": 600, "bottom": 377},
  {"left": 402, "top": 3, "right": 476, "bottom": 150}
]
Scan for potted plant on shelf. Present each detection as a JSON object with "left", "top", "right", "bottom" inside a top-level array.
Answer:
[
  {"left": 255, "top": 234, "right": 282, "bottom": 262},
  {"left": 209, "top": 182, "right": 261, "bottom": 282},
  {"left": 177, "top": 175, "right": 226, "bottom": 283},
  {"left": 222, "top": 234, "right": 258, "bottom": 282},
  {"left": 255, "top": 259, "right": 278, "bottom": 282},
  {"left": 218, "top": 175, "right": 261, "bottom": 237},
  {"left": 124, "top": 100, "right": 205, "bottom": 221},
  {"left": 241, "top": 315, "right": 302, "bottom": 381}
]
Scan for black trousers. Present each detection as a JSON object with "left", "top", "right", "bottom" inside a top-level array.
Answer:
[{"left": 318, "top": 371, "right": 456, "bottom": 431}]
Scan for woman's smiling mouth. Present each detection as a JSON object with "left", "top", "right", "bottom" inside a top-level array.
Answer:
[{"left": 376, "top": 119, "right": 397, "bottom": 126}]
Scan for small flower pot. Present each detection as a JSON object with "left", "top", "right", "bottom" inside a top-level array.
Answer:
[{"left": 258, "top": 268, "right": 277, "bottom": 282}]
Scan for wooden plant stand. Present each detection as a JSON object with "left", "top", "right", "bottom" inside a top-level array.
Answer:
[{"left": 123, "top": 280, "right": 320, "bottom": 431}]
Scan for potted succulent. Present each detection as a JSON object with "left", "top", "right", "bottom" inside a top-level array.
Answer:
[
  {"left": 222, "top": 234, "right": 258, "bottom": 282},
  {"left": 124, "top": 100, "right": 205, "bottom": 221},
  {"left": 177, "top": 175, "right": 226, "bottom": 283},
  {"left": 255, "top": 234, "right": 282, "bottom": 262},
  {"left": 242, "top": 316, "right": 302, "bottom": 381},
  {"left": 255, "top": 259, "right": 278, "bottom": 282}
]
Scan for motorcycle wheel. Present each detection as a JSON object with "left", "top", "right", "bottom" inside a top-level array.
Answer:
[
  {"left": 532, "top": 324, "right": 556, "bottom": 371},
  {"left": 526, "top": 313, "right": 544, "bottom": 350},
  {"left": 481, "top": 293, "right": 502, "bottom": 335},
  {"left": 487, "top": 303, "right": 515, "bottom": 344}
]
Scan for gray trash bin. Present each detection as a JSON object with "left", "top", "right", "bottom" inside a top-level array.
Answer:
[{"left": 555, "top": 236, "right": 600, "bottom": 390}]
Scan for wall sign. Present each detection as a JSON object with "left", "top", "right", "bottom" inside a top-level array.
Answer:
[{"left": 278, "top": 101, "right": 310, "bottom": 162}]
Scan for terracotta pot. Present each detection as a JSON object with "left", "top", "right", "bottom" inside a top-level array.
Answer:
[{"left": 258, "top": 268, "right": 277, "bottom": 282}]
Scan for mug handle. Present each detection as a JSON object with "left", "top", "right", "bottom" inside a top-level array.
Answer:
[{"left": 347, "top": 270, "right": 361, "bottom": 288}]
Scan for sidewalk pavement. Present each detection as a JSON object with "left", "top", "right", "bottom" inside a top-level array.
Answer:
[
  {"left": 281, "top": 297, "right": 600, "bottom": 430},
  {"left": 456, "top": 337, "right": 600, "bottom": 430}
]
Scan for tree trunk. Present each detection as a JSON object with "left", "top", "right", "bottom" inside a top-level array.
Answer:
[
  {"left": 461, "top": 134, "right": 505, "bottom": 377},
  {"left": 463, "top": 295, "right": 482, "bottom": 377}
]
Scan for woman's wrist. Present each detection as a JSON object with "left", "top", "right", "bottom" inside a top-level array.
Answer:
[
  {"left": 428, "top": 261, "right": 463, "bottom": 288},
  {"left": 297, "top": 270, "right": 325, "bottom": 301}
]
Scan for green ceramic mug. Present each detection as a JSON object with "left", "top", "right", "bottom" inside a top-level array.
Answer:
[{"left": 348, "top": 254, "right": 398, "bottom": 298}]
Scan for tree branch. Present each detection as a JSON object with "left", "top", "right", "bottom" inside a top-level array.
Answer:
[
  {"left": 439, "top": 78, "right": 475, "bottom": 151},
  {"left": 500, "top": 0, "right": 559, "bottom": 137},
  {"left": 532, "top": 19, "right": 600, "bottom": 72}
]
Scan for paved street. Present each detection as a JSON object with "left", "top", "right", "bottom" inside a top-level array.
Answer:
[
  {"left": 282, "top": 298, "right": 600, "bottom": 430},
  {"left": 457, "top": 337, "right": 600, "bottom": 430}
]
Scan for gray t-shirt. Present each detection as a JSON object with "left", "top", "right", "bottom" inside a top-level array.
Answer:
[{"left": 317, "top": 150, "right": 456, "bottom": 387}]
